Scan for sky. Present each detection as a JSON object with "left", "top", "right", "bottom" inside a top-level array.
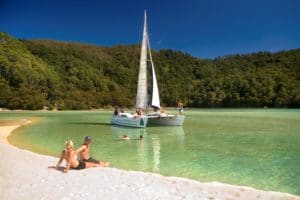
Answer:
[{"left": 0, "top": 0, "right": 299, "bottom": 58}]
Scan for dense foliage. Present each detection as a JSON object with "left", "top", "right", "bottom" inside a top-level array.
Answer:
[{"left": 0, "top": 32, "right": 299, "bottom": 110}]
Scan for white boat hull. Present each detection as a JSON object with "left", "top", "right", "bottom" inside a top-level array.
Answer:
[
  {"left": 111, "top": 113, "right": 148, "bottom": 128},
  {"left": 147, "top": 114, "right": 185, "bottom": 126}
]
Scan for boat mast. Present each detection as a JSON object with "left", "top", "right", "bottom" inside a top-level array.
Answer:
[{"left": 136, "top": 10, "right": 148, "bottom": 111}]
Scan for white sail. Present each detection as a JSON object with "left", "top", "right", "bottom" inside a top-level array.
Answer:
[
  {"left": 136, "top": 11, "right": 148, "bottom": 111},
  {"left": 111, "top": 10, "right": 184, "bottom": 127},
  {"left": 147, "top": 36, "right": 160, "bottom": 109}
]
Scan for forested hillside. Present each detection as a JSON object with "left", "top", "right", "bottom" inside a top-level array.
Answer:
[{"left": 0, "top": 32, "right": 299, "bottom": 110}]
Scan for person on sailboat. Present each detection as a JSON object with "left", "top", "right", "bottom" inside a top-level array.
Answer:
[
  {"left": 76, "top": 136, "right": 109, "bottom": 167},
  {"left": 159, "top": 106, "right": 167, "bottom": 117},
  {"left": 177, "top": 101, "right": 184, "bottom": 114},
  {"left": 114, "top": 107, "right": 119, "bottom": 116},
  {"left": 135, "top": 108, "right": 144, "bottom": 116}
]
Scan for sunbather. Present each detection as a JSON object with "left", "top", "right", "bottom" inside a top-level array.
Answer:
[
  {"left": 76, "top": 136, "right": 109, "bottom": 167},
  {"left": 55, "top": 140, "right": 105, "bottom": 173}
]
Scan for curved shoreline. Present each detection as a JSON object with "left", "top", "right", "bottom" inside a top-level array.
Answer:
[{"left": 0, "top": 120, "right": 298, "bottom": 199}]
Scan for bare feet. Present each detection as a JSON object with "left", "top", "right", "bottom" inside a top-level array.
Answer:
[{"left": 100, "top": 161, "right": 110, "bottom": 167}]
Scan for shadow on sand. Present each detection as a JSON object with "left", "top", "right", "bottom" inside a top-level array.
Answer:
[{"left": 48, "top": 166, "right": 65, "bottom": 172}]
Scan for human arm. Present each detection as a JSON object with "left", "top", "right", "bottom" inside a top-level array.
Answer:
[
  {"left": 75, "top": 145, "right": 86, "bottom": 154},
  {"left": 56, "top": 151, "right": 64, "bottom": 169},
  {"left": 64, "top": 151, "right": 73, "bottom": 173}
]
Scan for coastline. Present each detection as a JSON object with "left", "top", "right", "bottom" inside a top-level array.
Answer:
[
  {"left": 0, "top": 120, "right": 298, "bottom": 200},
  {"left": 0, "top": 119, "right": 32, "bottom": 143}
]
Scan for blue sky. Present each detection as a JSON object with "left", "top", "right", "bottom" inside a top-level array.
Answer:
[{"left": 0, "top": 0, "right": 299, "bottom": 58}]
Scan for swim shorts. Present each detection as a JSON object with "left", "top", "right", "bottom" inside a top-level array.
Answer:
[
  {"left": 72, "top": 161, "right": 86, "bottom": 170},
  {"left": 82, "top": 157, "right": 100, "bottom": 164}
]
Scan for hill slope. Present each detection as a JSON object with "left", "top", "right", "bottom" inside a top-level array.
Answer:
[{"left": 0, "top": 32, "right": 299, "bottom": 109}]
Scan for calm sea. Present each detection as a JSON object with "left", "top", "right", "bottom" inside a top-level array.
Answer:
[{"left": 1, "top": 109, "right": 299, "bottom": 195}]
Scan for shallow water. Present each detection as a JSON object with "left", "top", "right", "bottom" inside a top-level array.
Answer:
[{"left": 1, "top": 109, "right": 299, "bottom": 195}]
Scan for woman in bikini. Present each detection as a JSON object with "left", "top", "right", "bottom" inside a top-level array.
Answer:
[{"left": 55, "top": 140, "right": 103, "bottom": 173}]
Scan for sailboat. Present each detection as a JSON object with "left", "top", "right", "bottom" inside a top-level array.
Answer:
[
  {"left": 111, "top": 11, "right": 185, "bottom": 127},
  {"left": 110, "top": 11, "right": 149, "bottom": 128},
  {"left": 145, "top": 14, "right": 185, "bottom": 126}
]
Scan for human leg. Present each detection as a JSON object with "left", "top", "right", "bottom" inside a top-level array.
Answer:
[
  {"left": 82, "top": 157, "right": 109, "bottom": 167},
  {"left": 99, "top": 160, "right": 110, "bottom": 167}
]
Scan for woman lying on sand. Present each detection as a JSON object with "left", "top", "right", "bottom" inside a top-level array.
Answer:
[{"left": 55, "top": 140, "right": 106, "bottom": 173}]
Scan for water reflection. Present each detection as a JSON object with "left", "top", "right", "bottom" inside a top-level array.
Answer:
[
  {"left": 138, "top": 133, "right": 147, "bottom": 170},
  {"left": 151, "top": 135, "right": 160, "bottom": 172},
  {"left": 110, "top": 126, "right": 185, "bottom": 140},
  {"left": 150, "top": 127, "right": 185, "bottom": 172},
  {"left": 110, "top": 126, "right": 146, "bottom": 139},
  {"left": 165, "top": 127, "right": 185, "bottom": 144},
  {"left": 147, "top": 127, "right": 185, "bottom": 144},
  {"left": 109, "top": 126, "right": 185, "bottom": 173},
  {"left": 110, "top": 126, "right": 148, "bottom": 170}
]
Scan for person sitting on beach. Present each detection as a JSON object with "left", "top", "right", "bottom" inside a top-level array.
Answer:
[
  {"left": 76, "top": 136, "right": 109, "bottom": 167},
  {"left": 55, "top": 140, "right": 103, "bottom": 173}
]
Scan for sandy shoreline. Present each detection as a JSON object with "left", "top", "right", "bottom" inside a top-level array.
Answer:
[{"left": 0, "top": 120, "right": 298, "bottom": 200}]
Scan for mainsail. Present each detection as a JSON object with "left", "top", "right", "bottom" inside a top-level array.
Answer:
[
  {"left": 136, "top": 11, "right": 148, "bottom": 110},
  {"left": 147, "top": 35, "right": 160, "bottom": 109}
]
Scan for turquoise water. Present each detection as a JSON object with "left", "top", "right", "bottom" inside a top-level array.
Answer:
[{"left": 1, "top": 109, "right": 299, "bottom": 195}]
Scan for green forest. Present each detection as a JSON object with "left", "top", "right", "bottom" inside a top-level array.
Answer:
[{"left": 0, "top": 32, "right": 299, "bottom": 110}]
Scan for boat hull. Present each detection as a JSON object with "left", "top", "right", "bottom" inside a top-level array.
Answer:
[
  {"left": 111, "top": 113, "right": 148, "bottom": 128},
  {"left": 147, "top": 114, "right": 185, "bottom": 126}
]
